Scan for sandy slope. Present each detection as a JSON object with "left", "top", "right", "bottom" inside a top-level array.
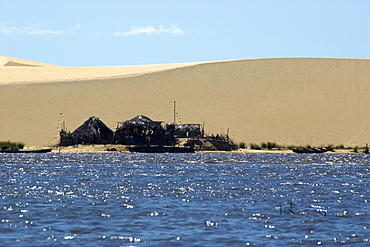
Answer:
[{"left": 1, "top": 55, "right": 370, "bottom": 147}]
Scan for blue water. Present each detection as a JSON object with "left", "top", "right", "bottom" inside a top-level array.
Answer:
[{"left": 0, "top": 153, "right": 369, "bottom": 246}]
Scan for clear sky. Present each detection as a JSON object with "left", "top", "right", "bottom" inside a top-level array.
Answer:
[{"left": 1, "top": 1, "right": 369, "bottom": 66}]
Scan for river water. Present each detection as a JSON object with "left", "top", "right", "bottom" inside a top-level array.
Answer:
[{"left": 0, "top": 153, "right": 369, "bottom": 246}]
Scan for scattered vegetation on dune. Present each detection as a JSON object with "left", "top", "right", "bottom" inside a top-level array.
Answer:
[
  {"left": 238, "top": 142, "right": 246, "bottom": 149},
  {"left": 249, "top": 142, "right": 283, "bottom": 150},
  {"left": 261, "top": 142, "right": 283, "bottom": 150},
  {"left": 335, "top": 144, "right": 345, "bottom": 149},
  {"left": 243, "top": 141, "right": 370, "bottom": 153},
  {"left": 250, "top": 143, "right": 262, "bottom": 150},
  {"left": 0, "top": 141, "right": 25, "bottom": 150}
]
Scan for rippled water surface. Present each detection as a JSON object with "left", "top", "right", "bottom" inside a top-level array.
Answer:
[{"left": 0, "top": 153, "right": 369, "bottom": 246}]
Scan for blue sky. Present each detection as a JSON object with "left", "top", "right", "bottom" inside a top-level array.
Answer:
[{"left": 1, "top": 1, "right": 369, "bottom": 66}]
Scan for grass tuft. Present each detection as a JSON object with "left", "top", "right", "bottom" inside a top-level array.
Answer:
[
  {"left": 0, "top": 141, "right": 25, "bottom": 151},
  {"left": 239, "top": 142, "right": 246, "bottom": 149},
  {"left": 250, "top": 143, "right": 261, "bottom": 150}
]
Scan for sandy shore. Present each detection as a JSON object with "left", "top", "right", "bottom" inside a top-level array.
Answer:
[
  {"left": 21, "top": 145, "right": 360, "bottom": 154},
  {"left": 2, "top": 56, "right": 370, "bottom": 148}
]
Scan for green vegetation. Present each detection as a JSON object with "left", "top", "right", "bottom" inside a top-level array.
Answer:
[
  {"left": 238, "top": 142, "right": 246, "bottom": 149},
  {"left": 350, "top": 145, "right": 370, "bottom": 153},
  {"left": 261, "top": 142, "right": 283, "bottom": 150},
  {"left": 241, "top": 141, "right": 370, "bottom": 153},
  {"left": 250, "top": 143, "right": 262, "bottom": 150},
  {"left": 364, "top": 145, "right": 369, "bottom": 154},
  {"left": 335, "top": 144, "right": 345, "bottom": 149},
  {"left": 250, "top": 142, "right": 283, "bottom": 150},
  {"left": 0, "top": 141, "right": 25, "bottom": 151}
]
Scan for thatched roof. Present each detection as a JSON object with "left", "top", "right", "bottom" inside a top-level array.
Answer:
[
  {"left": 72, "top": 116, "right": 113, "bottom": 140},
  {"left": 122, "top": 115, "right": 162, "bottom": 129},
  {"left": 173, "top": 124, "right": 202, "bottom": 138},
  {"left": 113, "top": 115, "right": 172, "bottom": 145}
]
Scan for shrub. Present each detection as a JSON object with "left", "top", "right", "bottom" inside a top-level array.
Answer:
[
  {"left": 260, "top": 142, "right": 281, "bottom": 150},
  {"left": 250, "top": 143, "right": 261, "bottom": 150},
  {"left": 267, "top": 142, "right": 276, "bottom": 150},
  {"left": 335, "top": 144, "right": 345, "bottom": 149},
  {"left": 239, "top": 142, "right": 246, "bottom": 149},
  {"left": 364, "top": 145, "right": 369, "bottom": 154},
  {"left": 0, "top": 141, "right": 25, "bottom": 150}
]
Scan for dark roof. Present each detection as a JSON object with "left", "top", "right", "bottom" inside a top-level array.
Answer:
[
  {"left": 72, "top": 116, "right": 113, "bottom": 137},
  {"left": 123, "top": 115, "right": 162, "bottom": 128}
]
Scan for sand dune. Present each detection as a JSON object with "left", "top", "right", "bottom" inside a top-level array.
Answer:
[
  {"left": 0, "top": 56, "right": 57, "bottom": 67},
  {"left": 1, "top": 55, "right": 370, "bottom": 147}
]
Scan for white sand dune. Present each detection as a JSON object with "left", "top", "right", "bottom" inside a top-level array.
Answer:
[
  {"left": 1, "top": 55, "right": 370, "bottom": 147},
  {"left": 0, "top": 56, "right": 57, "bottom": 67}
]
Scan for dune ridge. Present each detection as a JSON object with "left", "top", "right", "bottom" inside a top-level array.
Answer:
[
  {"left": 0, "top": 55, "right": 58, "bottom": 67},
  {"left": 1, "top": 56, "right": 370, "bottom": 147},
  {"left": 0, "top": 56, "right": 204, "bottom": 85}
]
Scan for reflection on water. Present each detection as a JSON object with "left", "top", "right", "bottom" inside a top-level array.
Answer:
[{"left": 0, "top": 153, "right": 369, "bottom": 246}]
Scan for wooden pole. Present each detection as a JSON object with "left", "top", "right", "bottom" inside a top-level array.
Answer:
[
  {"left": 173, "top": 101, "right": 176, "bottom": 124},
  {"left": 202, "top": 121, "right": 205, "bottom": 137}
]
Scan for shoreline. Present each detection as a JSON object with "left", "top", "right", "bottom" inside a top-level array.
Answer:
[{"left": 19, "top": 145, "right": 361, "bottom": 154}]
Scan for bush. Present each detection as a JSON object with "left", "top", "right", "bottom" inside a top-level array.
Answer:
[
  {"left": 250, "top": 143, "right": 261, "bottom": 150},
  {"left": 267, "top": 142, "right": 277, "bottom": 150},
  {"left": 239, "top": 142, "right": 246, "bottom": 149},
  {"left": 260, "top": 142, "right": 281, "bottom": 150},
  {"left": 364, "top": 145, "right": 369, "bottom": 154},
  {"left": 0, "top": 141, "right": 25, "bottom": 150},
  {"left": 335, "top": 144, "right": 345, "bottom": 149}
]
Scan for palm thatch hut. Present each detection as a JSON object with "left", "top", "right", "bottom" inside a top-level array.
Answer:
[
  {"left": 113, "top": 115, "right": 173, "bottom": 146},
  {"left": 59, "top": 116, "right": 113, "bottom": 146},
  {"left": 166, "top": 123, "right": 203, "bottom": 138}
]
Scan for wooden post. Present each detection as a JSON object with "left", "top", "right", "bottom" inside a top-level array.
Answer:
[
  {"left": 173, "top": 101, "right": 176, "bottom": 124},
  {"left": 202, "top": 121, "right": 205, "bottom": 137}
]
